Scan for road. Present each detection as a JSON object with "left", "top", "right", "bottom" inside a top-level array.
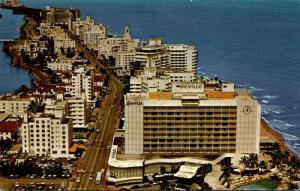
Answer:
[{"left": 70, "top": 39, "right": 124, "bottom": 190}]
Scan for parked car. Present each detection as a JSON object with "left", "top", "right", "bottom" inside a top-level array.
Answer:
[
  {"left": 14, "top": 182, "right": 20, "bottom": 188},
  {"left": 75, "top": 177, "right": 81, "bottom": 183},
  {"left": 29, "top": 174, "right": 37, "bottom": 179}
]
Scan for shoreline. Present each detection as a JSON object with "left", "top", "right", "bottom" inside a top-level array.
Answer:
[
  {"left": 1, "top": 4, "right": 299, "bottom": 159},
  {"left": 261, "top": 118, "right": 299, "bottom": 159},
  {"left": 2, "top": 8, "right": 50, "bottom": 89}
]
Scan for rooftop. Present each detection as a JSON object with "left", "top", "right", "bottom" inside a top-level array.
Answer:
[
  {"left": 0, "top": 120, "right": 21, "bottom": 133},
  {"left": 0, "top": 113, "right": 10, "bottom": 123}
]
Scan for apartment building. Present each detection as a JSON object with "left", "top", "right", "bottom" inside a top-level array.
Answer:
[
  {"left": 67, "top": 98, "right": 87, "bottom": 131},
  {"left": 115, "top": 52, "right": 136, "bottom": 76},
  {"left": 70, "top": 66, "right": 93, "bottom": 102},
  {"left": 72, "top": 16, "right": 107, "bottom": 40},
  {"left": 4, "top": 0, "right": 23, "bottom": 7},
  {"left": 43, "top": 7, "right": 80, "bottom": 30},
  {"left": 21, "top": 100, "right": 73, "bottom": 158},
  {"left": 129, "top": 67, "right": 195, "bottom": 93},
  {"left": 135, "top": 38, "right": 170, "bottom": 69},
  {"left": 54, "top": 36, "right": 76, "bottom": 54},
  {"left": 47, "top": 57, "right": 87, "bottom": 71},
  {"left": 124, "top": 81, "right": 261, "bottom": 155},
  {"left": 0, "top": 96, "right": 31, "bottom": 116},
  {"left": 166, "top": 44, "right": 198, "bottom": 74},
  {"left": 98, "top": 26, "right": 138, "bottom": 58}
]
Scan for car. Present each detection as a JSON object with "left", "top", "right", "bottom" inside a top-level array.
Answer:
[
  {"left": 37, "top": 184, "right": 45, "bottom": 190},
  {"left": 41, "top": 174, "right": 46, "bottom": 179},
  {"left": 61, "top": 182, "right": 67, "bottom": 187},
  {"left": 48, "top": 185, "right": 54, "bottom": 190},
  {"left": 75, "top": 178, "right": 81, "bottom": 183},
  {"left": 29, "top": 174, "right": 37, "bottom": 179},
  {"left": 15, "top": 182, "right": 20, "bottom": 188}
]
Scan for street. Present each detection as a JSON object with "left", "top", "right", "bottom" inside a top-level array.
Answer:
[{"left": 70, "top": 40, "right": 124, "bottom": 190}]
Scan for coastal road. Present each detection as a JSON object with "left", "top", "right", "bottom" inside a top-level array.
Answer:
[{"left": 71, "top": 38, "right": 124, "bottom": 190}]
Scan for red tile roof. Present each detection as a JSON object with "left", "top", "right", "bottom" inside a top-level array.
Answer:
[{"left": 0, "top": 120, "right": 21, "bottom": 133}]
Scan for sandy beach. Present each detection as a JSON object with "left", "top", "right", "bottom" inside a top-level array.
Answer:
[{"left": 261, "top": 118, "right": 299, "bottom": 159}]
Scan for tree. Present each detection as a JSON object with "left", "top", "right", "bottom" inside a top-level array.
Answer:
[
  {"left": 0, "top": 138, "right": 13, "bottom": 155},
  {"left": 239, "top": 156, "right": 248, "bottom": 171},
  {"left": 160, "top": 177, "right": 170, "bottom": 191},
  {"left": 160, "top": 166, "right": 166, "bottom": 175},
  {"left": 248, "top": 153, "right": 258, "bottom": 169},
  {"left": 15, "top": 84, "right": 29, "bottom": 94},
  {"left": 219, "top": 159, "right": 233, "bottom": 188},
  {"left": 219, "top": 169, "right": 232, "bottom": 188},
  {"left": 288, "top": 182, "right": 299, "bottom": 190},
  {"left": 27, "top": 100, "right": 36, "bottom": 113},
  {"left": 271, "top": 142, "right": 280, "bottom": 152},
  {"left": 258, "top": 160, "right": 267, "bottom": 173}
]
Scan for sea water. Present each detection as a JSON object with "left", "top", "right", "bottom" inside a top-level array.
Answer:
[
  {"left": 2, "top": 0, "right": 300, "bottom": 155},
  {"left": 0, "top": 8, "right": 31, "bottom": 94}
]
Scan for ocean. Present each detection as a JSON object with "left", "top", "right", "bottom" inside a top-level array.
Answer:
[
  {"left": 0, "top": 8, "right": 31, "bottom": 94},
  {"left": 1, "top": 0, "right": 300, "bottom": 155}
]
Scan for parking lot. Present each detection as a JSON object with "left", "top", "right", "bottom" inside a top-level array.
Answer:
[{"left": 0, "top": 177, "right": 68, "bottom": 191}]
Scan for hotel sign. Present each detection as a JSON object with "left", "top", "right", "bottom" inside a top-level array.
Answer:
[
  {"left": 126, "top": 100, "right": 143, "bottom": 106},
  {"left": 176, "top": 84, "right": 203, "bottom": 89},
  {"left": 172, "top": 83, "right": 204, "bottom": 93}
]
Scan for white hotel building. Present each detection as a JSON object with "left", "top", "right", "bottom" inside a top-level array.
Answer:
[
  {"left": 166, "top": 44, "right": 198, "bottom": 75},
  {"left": 21, "top": 100, "right": 73, "bottom": 158},
  {"left": 124, "top": 82, "right": 261, "bottom": 155},
  {"left": 107, "top": 81, "right": 261, "bottom": 184}
]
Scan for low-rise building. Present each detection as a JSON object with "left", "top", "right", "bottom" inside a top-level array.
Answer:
[
  {"left": 54, "top": 36, "right": 76, "bottom": 54},
  {"left": 0, "top": 114, "right": 21, "bottom": 140},
  {"left": 0, "top": 95, "right": 31, "bottom": 117},
  {"left": 47, "top": 57, "right": 87, "bottom": 71}
]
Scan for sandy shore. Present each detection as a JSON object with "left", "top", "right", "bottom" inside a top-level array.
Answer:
[{"left": 261, "top": 118, "right": 299, "bottom": 158}]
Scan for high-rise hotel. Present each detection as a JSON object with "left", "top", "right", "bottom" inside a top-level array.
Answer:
[{"left": 124, "top": 82, "right": 261, "bottom": 156}]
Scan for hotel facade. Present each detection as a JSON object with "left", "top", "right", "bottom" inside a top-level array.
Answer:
[{"left": 124, "top": 82, "right": 261, "bottom": 155}]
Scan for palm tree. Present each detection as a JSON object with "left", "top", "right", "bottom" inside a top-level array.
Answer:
[
  {"left": 160, "top": 177, "right": 170, "bottom": 191},
  {"left": 288, "top": 156, "right": 300, "bottom": 180},
  {"left": 248, "top": 154, "right": 258, "bottom": 169},
  {"left": 288, "top": 182, "right": 299, "bottom": 190},
  {"left": 219, "top": 169, "right": 232, "bottom": 188},
  {"left": 239, "top": 156, "right": 248, "bottom": 171},
  {"left": 271, "top": 142, "right": 280, "bottom": 153},
  {"left": 258, "top": 160, "right": 267, "bottom": 173}
]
